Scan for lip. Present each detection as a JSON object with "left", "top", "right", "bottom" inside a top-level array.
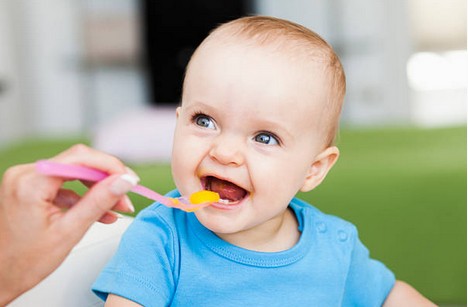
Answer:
[
  {"left": 209, "top": 196, "right": 248, "bottom": 210},
  {"left": 200, "top": 173, "right": 246, "bottom": 189},
  {"left": 200, "top": 174, "right": 249, "bottom": 193}
]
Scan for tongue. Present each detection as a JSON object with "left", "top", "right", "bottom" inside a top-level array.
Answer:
[{"left": 208, "top": 177, "right": 246, "bottom": 202}]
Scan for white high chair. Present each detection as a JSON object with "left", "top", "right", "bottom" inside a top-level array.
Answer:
[{"left": 8, "top": 216, "right": 133, "bottom": 307}]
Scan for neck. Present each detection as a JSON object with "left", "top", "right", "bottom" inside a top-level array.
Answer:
[{"left": 217, "top": 208, "right": 300, "bottom": 252}]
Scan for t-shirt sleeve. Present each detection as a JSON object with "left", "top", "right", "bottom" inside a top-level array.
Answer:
[
  {"left": 92, "top": 206, "right": 178, "bottom": 306},
  {"left": 342, "top": 227, "right": 396, "bottom": 306}
]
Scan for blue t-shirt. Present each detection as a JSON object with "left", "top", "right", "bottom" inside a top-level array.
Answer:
[{"left": 92, "top": 190, "right": 395, "bottom": 306}]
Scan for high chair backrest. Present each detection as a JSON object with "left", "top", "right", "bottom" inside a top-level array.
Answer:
[{"left": 8, "top": 216, "right": 133, "bottom": 307}]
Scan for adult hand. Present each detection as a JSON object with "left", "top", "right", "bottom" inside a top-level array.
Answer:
[{"left": 0, "top": 144, "right": 139, "bottom": 305}]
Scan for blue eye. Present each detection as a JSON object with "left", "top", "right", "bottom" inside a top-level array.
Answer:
[
  {"left": 194, "top": 114, "right": 216, "bottom": 129},
  {"left": 254, "top": 133, "right": 279, "bottom": 145}
]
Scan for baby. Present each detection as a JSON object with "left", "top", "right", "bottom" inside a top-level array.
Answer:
[{"left": 93, "top": 16, "right": 434, "bottom": 306}]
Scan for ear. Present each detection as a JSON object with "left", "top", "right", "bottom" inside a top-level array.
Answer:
[
  {"left": 176, "top": 106, "right": 181, "bottom": 118},
  {"left": 300, "top": 146, "right": 339, "bottom": 192}
]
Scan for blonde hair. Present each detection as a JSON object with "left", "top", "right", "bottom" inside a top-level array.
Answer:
[{"left": 185, "top": 15, "right": 346, "bottom": 146}]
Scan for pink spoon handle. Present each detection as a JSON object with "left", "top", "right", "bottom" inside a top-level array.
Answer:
[
  {"left": 36, "top": 160, "right": 108, "bottom": 181},
  {"left": 35, "top": 160, "right": 175, "bottom": 207},
  {"left": 130, "top": 185, "right": 175, "bottom": 207}
]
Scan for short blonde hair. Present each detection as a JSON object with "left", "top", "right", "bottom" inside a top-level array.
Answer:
[{"left": 185, "top": 15, "right": 346, "bottom": 146}]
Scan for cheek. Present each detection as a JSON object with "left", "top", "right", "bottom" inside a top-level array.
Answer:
[
  {"left": 171, "top": 128, "right": 210, "bottom": 192},
  {"left": 250, "top": 153, "right": 309, "bottom": 195},
  {"left": 172, "top": 124, "right": 200, "bottom": 159},
  {"left": 171, "top": 130, "right": 195, "bottom": 183}
]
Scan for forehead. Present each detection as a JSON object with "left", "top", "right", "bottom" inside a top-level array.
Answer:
[{"left": 184, "top": 40, "right": 330, "bottom": 112}]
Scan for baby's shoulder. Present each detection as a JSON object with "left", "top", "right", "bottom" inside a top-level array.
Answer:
[{"left": 291, "top": 197, "right": 358, "bottom": 245}]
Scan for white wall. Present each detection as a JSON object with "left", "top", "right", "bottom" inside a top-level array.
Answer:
[
  {"left": 339, "top": 0, "right": 412, "bottom": 126},
  {"left": 255, "top": 0, "right": 333, "bottom": 39},
  {"left": 255, "top": 0, "right": 412, "bottom": 127},
  {"left": 0, "top": 0, "right": 27, "bottom": 146},
  {"left": 17, "top": 0, "right": 85, "bottom": 136},
  {"left": 0, "top": 0, "right": 146, "bottom": 148},
  {"left": 0, "top": 0, "right": 464, "bottom": 149},
  {"left": 85, "top": 67, "right": 147, "bottom": 129}
]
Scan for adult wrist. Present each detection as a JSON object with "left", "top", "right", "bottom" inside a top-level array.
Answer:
[{"left": 0, "top": 245, "right": 30, "bottom": 305}]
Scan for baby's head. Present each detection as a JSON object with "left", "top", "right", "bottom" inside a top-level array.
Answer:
[
  {"left": 185, "top": 15, "right": 345, "bottom": 146},
  {"left": 171, "top": 16, "right": 346, "bottom": 243}
]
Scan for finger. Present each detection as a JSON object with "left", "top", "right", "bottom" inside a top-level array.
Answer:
[
  {"left": 2, "top": 163, "right": 63, "bottom": 208},
  {"left": 50, "top": 145, "right": 140, "bottom": 202},
  {"left": 53, "top": 189, "right": 81, "bottom": 209},
  {"left": 54, "top": 187, "right": 133, "bottom": 223},
  {"left": 75, "top": 180, "right": 134, "bottom": 213},
  {"left": 0, "top": 164, "right": 31, "bottom": 196},
  {"left": 98, "top": 211, "right": 120, "bottom": 224},
  {"left": 79, "top": 180, "right": 96, "bottom": 188},
  {"left": 50, "top": 144, "right": 129, "bottom": 175},
  {"left": 57, "top": 173, "right": 138, "bottom": 239}
]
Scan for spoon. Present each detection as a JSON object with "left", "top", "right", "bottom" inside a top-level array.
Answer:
[{"left": 35, "top": 160, "right": 219, "bottom": 212}]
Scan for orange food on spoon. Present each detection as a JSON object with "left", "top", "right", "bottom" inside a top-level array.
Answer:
[{"left": 189, "top": 190, "right": 220, "bottom": 205}]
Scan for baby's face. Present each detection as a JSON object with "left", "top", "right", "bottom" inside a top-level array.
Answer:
[{"left": 172, "top": 41, "right": 331, "bottom": 237}]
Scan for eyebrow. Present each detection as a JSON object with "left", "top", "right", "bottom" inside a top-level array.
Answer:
[
  {"left": 253, "top": 117, "right": 295, "bottom": 143},
  {"left": 183, "top": 101, "right": 217, "bottom": 113}
]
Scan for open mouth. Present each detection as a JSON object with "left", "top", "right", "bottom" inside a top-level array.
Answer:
[{"left": 202, "top": 176, "right": 248, "bottom": 205}]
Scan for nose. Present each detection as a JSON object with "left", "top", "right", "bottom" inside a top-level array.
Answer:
[{"left": 209, "top": 134, "right": 244, "bottom": 166}]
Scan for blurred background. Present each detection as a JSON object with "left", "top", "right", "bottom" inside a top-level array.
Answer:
[{"left": 0, "top": 0, "right": 466, "bottom": 305}]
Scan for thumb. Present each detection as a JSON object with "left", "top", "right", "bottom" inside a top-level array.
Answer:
[{"left": 58, "top": 173, "right": 139, "bottom": 239}]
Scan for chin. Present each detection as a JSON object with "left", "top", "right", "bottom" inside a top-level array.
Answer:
[{"left": 194, "top": 209, "right": 247, "bottom": 235}]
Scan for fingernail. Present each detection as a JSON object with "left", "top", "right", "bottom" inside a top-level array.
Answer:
[
  {"left": 125, "top": 167, "right": 139, "bottom": 179},
  {"left": 110, "top": 174, "right": 139, "bottom": 196},
  {"left": 114, "top": 212, "right": 124, "bottom": 219},
  {"left": 123, "top": 195, "right": 135, "bottom": 213},
  {"left": 127, "top": 202, "right": 135, "bottom": 213}
]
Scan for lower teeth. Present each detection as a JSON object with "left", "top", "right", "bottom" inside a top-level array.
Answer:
[{"left": 219, "top": 199, "right": 230, "bottom": 204}]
